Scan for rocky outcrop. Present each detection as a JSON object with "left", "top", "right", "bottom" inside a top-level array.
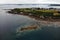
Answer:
[{"left": 19, "top": 25, "right": 39, "bottom": 32}]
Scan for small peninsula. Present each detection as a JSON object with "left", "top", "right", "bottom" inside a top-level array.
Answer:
[{"left": 7, "top": 8, "right": 60, "bottom": 22}]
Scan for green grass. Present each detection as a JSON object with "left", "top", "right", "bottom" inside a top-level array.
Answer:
[{"left": 9, "top": 8, "right": 60, "bottom": 18}]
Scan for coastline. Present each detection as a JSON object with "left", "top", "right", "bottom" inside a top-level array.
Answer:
[
  {"left": 7, "top": 8, "right": 60, "bottom": 22},
  {"left": 8, "top": 13, "right": 60, "bottom": 22}
]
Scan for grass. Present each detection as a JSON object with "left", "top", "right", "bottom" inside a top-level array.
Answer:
[{"left": 8, "top": 8, "right": 60, "bottom": 19}]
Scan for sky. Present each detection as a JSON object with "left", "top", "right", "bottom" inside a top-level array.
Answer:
[{"left": 0, "top": 0, "right": 60, "bottom": 4}]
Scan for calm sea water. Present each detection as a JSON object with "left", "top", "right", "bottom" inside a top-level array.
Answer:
[{"left": 0, "top": 4, "right": 60, "bottom": 40}]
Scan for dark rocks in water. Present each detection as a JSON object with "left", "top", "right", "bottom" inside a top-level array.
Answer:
[{"left": 8, "top": 11, "right": 12, "bottom": 13}]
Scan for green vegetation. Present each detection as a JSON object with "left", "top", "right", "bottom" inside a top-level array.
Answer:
[{"left": 8, "top": 8, "right": 60, "bottom": 19}]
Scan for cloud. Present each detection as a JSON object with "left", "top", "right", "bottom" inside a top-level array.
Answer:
[{"left": 0, "top": 0, "right": 60, "bottom": 4}]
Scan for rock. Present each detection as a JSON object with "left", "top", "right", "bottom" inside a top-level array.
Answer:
[
  {"left": 29, "top": 13, "right": 32, "bottom": 16},
  {"left": 19, "top": 25, "right": 39, "bottom": 32}
]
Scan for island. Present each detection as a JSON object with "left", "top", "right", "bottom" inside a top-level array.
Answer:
[
  {"left": 7, "top": 8, "right": 60, "bottom": 22},
  {"left": 17, "top": 25, "right": 39, "bottom": 32}
]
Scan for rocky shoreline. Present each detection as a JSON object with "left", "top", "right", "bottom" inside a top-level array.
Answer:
[{"left": 7, "top": 8, "right": 60, "bottom": 22}]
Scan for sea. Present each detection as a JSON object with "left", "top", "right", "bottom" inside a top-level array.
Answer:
[{"left": 0, "top": 4, "right": 60, "bottom": 40}]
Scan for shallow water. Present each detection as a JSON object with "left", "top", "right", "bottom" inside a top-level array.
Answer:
[{"left": 0, "top": 4, "right": 60, "bottom": 40}]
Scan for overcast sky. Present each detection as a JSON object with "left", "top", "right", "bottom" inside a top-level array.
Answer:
[{"left": 0, "top": 0, "right": 60, "bottom": 4}]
